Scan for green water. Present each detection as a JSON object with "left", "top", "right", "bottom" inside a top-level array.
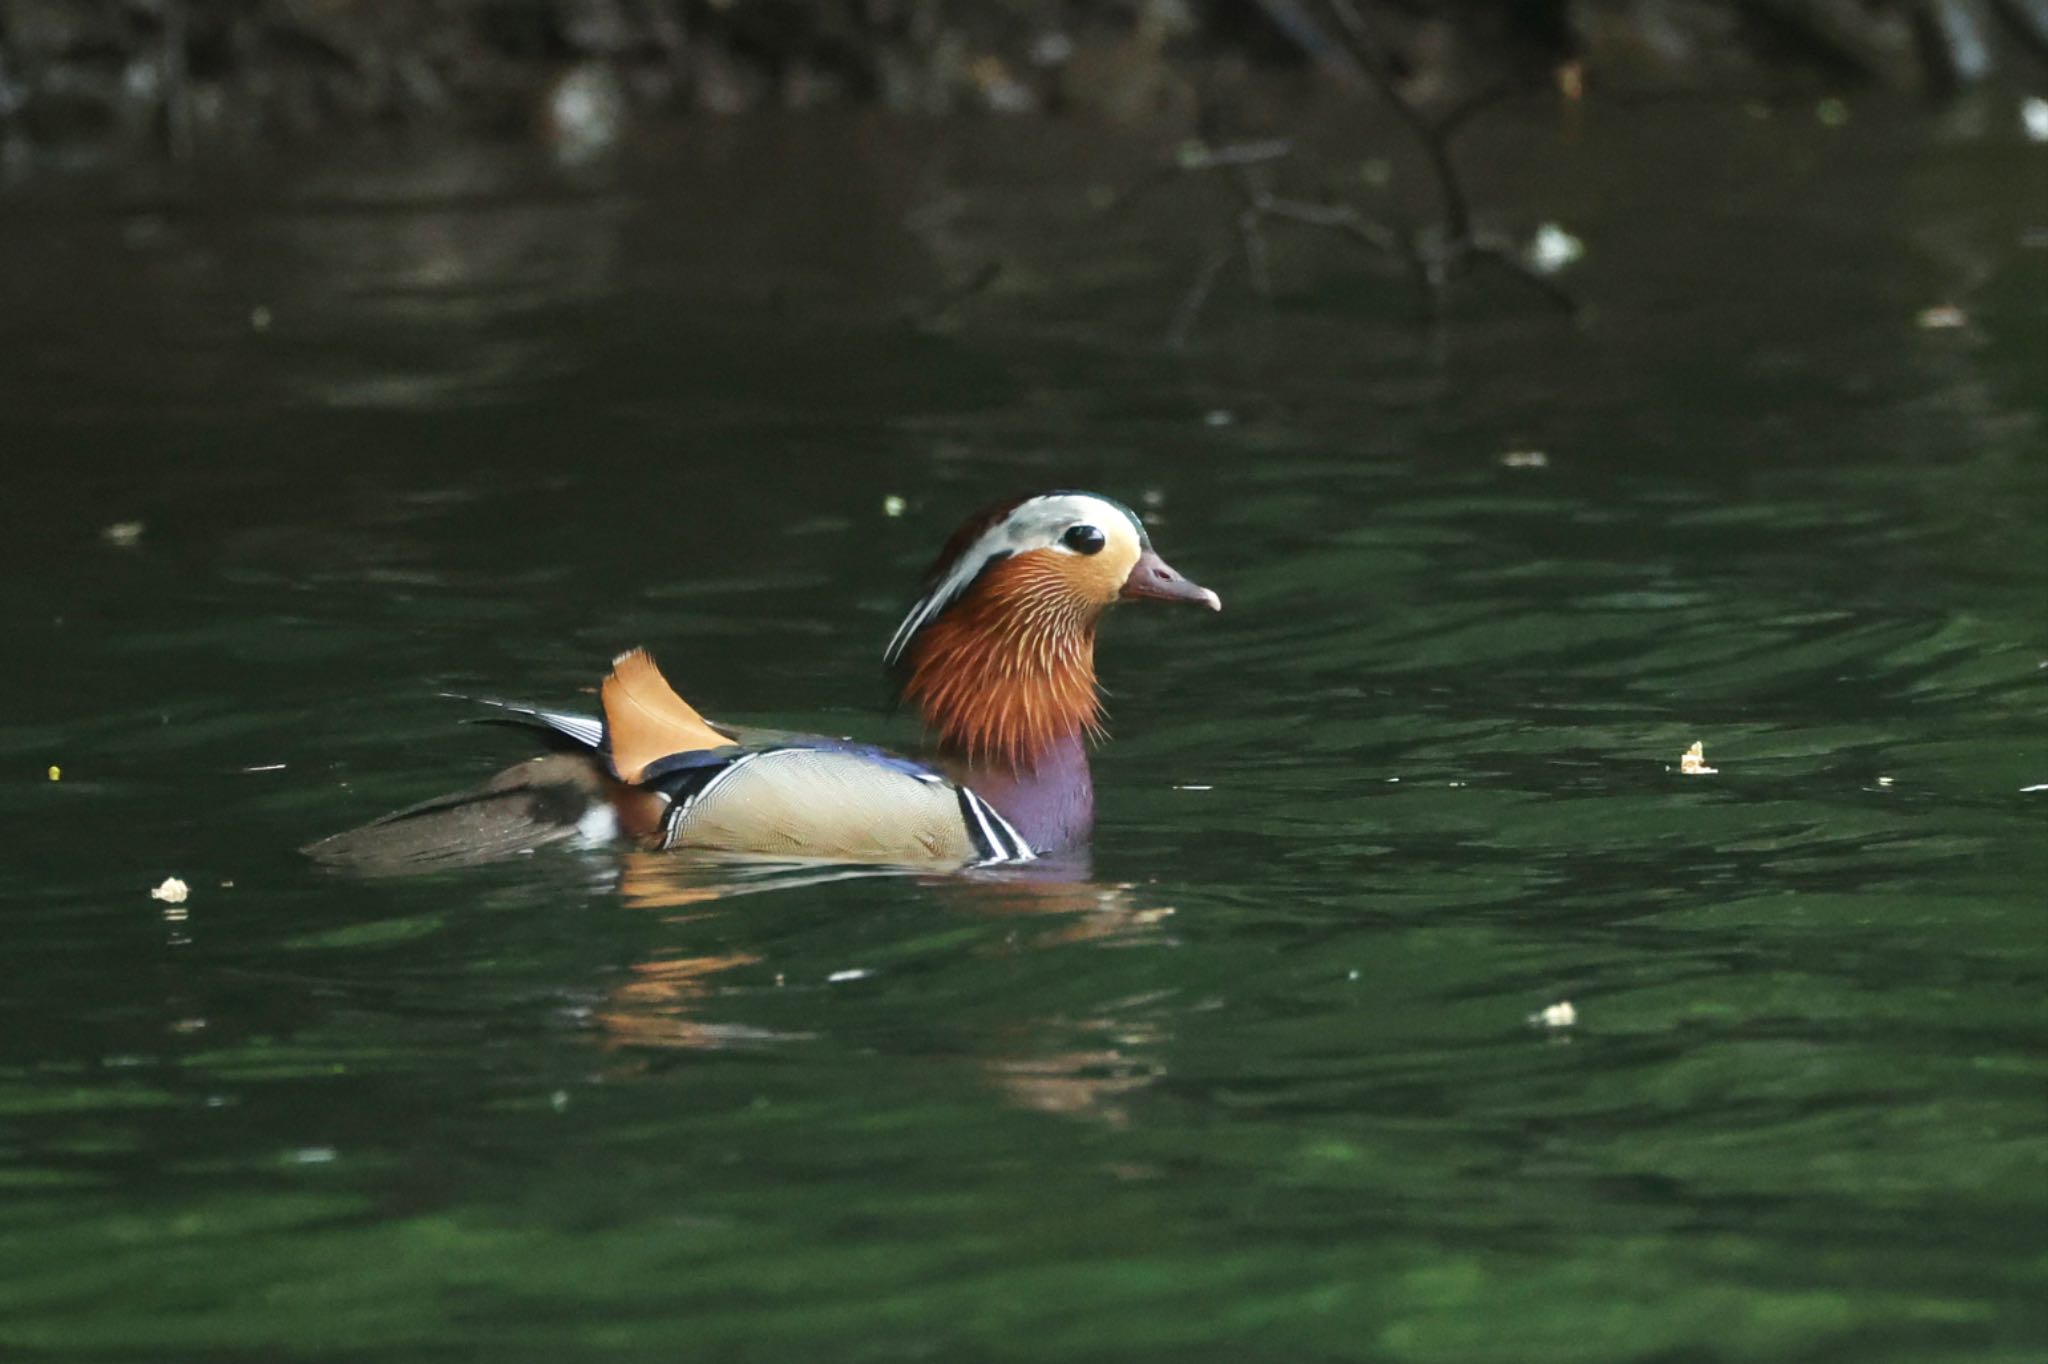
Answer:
[{"left": 1, "top": 103, "right": 2044, "bottom": 1361}]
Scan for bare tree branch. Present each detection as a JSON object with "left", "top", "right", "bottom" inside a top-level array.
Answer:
[{"left": 1147, "top": 2, "right": 1582, "bottom": 344}]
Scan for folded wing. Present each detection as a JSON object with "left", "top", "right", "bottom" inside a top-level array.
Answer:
[{"left": 655, "top": 746, "right": 1030, "bottom": 865}]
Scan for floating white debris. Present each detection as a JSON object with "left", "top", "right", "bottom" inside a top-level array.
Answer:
[
  {"left": 550, "top": 1090, "right": 570, "bottom": 1113},
  {"left": 881, "top": 494, "right": 907, "bottom": 518},
  {"left": 1679, "top": 741, "right": 1718, "bottom": 776},
  {"left": 241, "top": 763, "right": 287, "bottom": 773},
  {"left": 1500, "top": 449, "right": 1550, "bottom": 469},
  {"left": 1526, "top": 223, "right": 1584, "bottom": 275},
  {"left": 826, "top": 968, "right": 872, "bottom": 984},
  {"left": 2021, "top": 783, "right": 2048, "bottom": 794},
  {"left": 101, "top": 521, "right": 145, "bottom": 547},
  {"left": 1916, "top": 304, "right": 1968, "bottom": 330},
  {"left": 1203, "top": 409, "right": 1235, "bottom": 427},
  {"left": 287, "top": 1147, "right": 338, "bottom": 1165},
  {"left": 1173, "top": 784, "right": 1214, "bottom": 792},
  {"left": 249, "top": 305, "right": 273, "bottom": 332},
  {"left": 1530, "top": 1000, "right": 1577, "bottom": 1029},
  {"left": 1875, "top": 776, "right": 1894, "bottom": 787},
  {"left": 150, "top": 876, "right": 189, "bottom": 904},
  {"left": 2023, "top": 97, "right": 2048, "bottom": 143}
]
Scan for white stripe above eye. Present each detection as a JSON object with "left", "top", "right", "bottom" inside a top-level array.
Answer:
[{"left": 883, "top": 492, "right": 1147, "bottom": 666}]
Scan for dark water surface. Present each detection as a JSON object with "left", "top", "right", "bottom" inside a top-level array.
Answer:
[{"left": 1, "top": 103, "right": 2043, "bottom": 1361}]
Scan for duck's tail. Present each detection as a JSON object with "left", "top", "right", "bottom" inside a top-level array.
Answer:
[
  {"left": 304, "top": 650, "right": 726, "bottom": 875},
  {"left": 300, "top": 753, "right": 615, "bottom": 876}
]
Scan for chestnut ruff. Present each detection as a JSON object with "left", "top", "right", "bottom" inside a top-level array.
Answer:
[{"left": 899, "top": 548, "right": 1112, "bottom": 771}]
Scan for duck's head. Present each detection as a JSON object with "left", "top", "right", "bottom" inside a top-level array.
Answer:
[{"left": 885, "top": 491, "right": 1219, "bottom": 769}]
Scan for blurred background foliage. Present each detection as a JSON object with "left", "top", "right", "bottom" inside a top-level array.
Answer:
[{"left": 1, "top": 0, "right": 2044, "bottom": 167}]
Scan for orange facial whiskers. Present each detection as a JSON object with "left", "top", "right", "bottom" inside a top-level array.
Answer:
[{"left": 899, "top": 551, "right": 1107, "bottom": 772}]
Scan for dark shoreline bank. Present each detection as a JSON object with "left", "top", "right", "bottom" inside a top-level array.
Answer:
[{"left": 4, "top": 0, "right": 2043, "bottom": 177}]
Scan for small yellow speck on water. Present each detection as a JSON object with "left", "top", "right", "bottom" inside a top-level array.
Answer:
[
  {"left": 1680, "top": 741, "right": 1719, "bottom": 776},
  {"left": 882, "top": 495, "right": 907, "bottom": 518},
  {"left": 47, "top": 765, "right": 60, "bottom": 781},
  {"left": 150, "top": 876, "right": 189, "bottom": 905}
]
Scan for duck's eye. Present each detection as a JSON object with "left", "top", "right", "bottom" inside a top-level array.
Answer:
[{"left": 1061, "top": 523, "right": 1107, "bottom": 555}]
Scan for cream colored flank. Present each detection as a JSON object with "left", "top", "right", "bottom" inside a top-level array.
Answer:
[{"left": 668, "top": 749, "right": 981, "bottom": 865}]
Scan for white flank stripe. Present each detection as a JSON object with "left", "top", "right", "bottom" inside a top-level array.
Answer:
[
  {"left": 963, "top": 790, "right": 1034, "bottom": 864},
  {"left": 961, "top": 790, "right": 1004, "bottom": 859}
]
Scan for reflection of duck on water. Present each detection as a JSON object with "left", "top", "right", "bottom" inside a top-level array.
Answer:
[
  {"left": 308, "top": 491, "right": 1217, "bottom": 874},
  {"left": 593, "top": 854, "right": 1181, "bottom": 1125}
]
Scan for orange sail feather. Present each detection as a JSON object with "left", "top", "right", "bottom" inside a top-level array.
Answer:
[{"left": 600, "top": 648, "right": 734, "bottom": 783}]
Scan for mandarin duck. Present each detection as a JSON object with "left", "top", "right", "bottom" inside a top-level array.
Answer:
[{"left": 306, "top": 491, "right": 1218, "bottom": 873}]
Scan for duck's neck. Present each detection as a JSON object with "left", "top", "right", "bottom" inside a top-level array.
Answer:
[
  {"left": 957, "top": 731, "right": 1095, "bottom": 852},
  {"left": 901, "top": 603, "right": 1102, "bottom": 852}
]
